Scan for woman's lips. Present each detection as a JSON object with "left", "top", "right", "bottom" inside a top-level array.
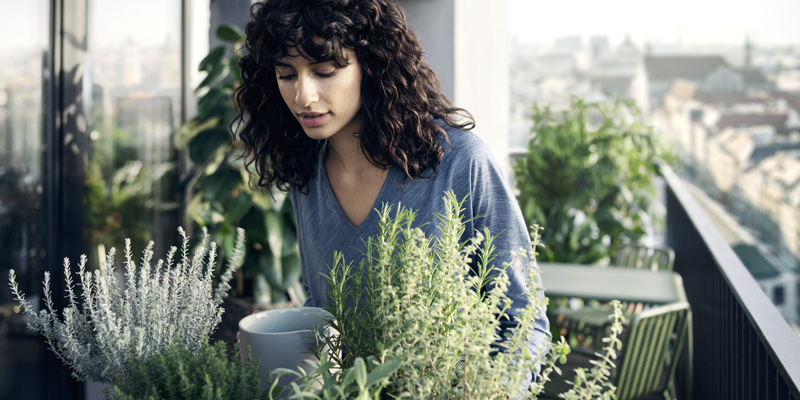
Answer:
[{"left": 299, "top": 112, "right": 329, "bottom": 127}]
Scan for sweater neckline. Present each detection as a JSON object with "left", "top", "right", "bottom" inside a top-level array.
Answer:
[{"left": 319, "top": 142, "right": 398, "bottom": 233}]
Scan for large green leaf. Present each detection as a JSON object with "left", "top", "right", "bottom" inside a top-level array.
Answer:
[
  {"left": 224, "top": 193, "right": 253, "bottom": 223},
  {"left": 239, "top": 208, "right": 267, "bottom": 244},
  {"left": 260, "top": 252, "right": 283, "bottom": 290},
  {"left": 264, "top": 211, "right": 283, "bottom": 255},
  {"left": 196, "top": 63, "right": 229, "bottom": 92},
  {"left": 281, "top": 253, "right": 301, "bottom": 289},
  {"left": 174, "top": 117, "right": 219, "bottom": 148},
  {"left": 229, "top": 57, "right": 243, "bottom": 86},
  {"left": 365, "top": 358, "right": 401, "bottom": 387},
  {"left": 252, "top": 274, "right": 272, "bottom": 305},
  {"left": 250, "top": 189, "right": 274, "bottom": 212},
  {"left": 197, "top": 87, "right": 233, "bottom": 117},
  {"left": 198, "top": 46, "right": 226, "bottom": 72},
  {"left": 216, "top": 23, "right": 245, "bottom": 43},
  {"left": 201, "top": 167, "right": 241, "bottom": 203},
  {"left": 281, "top": 212, "right": 298, "bottom": 253},
  {"left": 188, "top": 128, "right": 230, "bottom": 164}
]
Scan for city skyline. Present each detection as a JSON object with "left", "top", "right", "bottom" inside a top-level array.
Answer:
[{"left": 510, "top": 0, "right": 800, "bottom": 47}]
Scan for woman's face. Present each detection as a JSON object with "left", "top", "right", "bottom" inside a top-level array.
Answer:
[{"left": 275, "top": 47, "right": 363, "bottom": 141}]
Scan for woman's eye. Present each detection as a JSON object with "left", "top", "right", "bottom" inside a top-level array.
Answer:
[
  {"left": 316, "top": 70, "right": 336, "bottom": 78},
  {"left": 277, "top": 74, "right": 296, "bottom": 81}
]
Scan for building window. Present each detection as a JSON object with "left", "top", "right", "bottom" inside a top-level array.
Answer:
[{"left": 773, "top": 285, "right": 785, "bottom": 305}]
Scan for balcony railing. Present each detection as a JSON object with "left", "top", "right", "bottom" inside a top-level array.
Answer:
[{"left": 663, "top": 165, "right": 800, "bottom": 400}]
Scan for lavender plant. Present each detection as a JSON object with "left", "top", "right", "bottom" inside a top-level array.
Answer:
[{"left": 7, "top": 227, "right": 246, "bottom": 385}]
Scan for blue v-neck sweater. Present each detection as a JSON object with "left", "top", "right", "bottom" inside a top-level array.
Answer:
[{"left": 290, "top": 125, "right": 551, "bottom": 362}]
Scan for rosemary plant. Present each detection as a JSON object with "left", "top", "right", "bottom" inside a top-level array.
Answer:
[
  {"left": 7, "top": 227, "right": 246, "bottom": 385},
  {"left": 313, "top": 191, "right": 617, "bottom": 399}
]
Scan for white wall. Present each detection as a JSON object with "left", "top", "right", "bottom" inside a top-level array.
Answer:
[
  {"left": 454, "top": 0, "right": 511, "bottom": 176},
  {"left": 398, "top": 0, "right": 455, "bottom": 99},
  {"left": 400, "top": 0, "right": 512, "bottom": 177}
]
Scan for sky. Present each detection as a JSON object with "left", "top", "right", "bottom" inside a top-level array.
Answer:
[
  {"left": 509, "top": 0, "right": 800, "bottom": 46},
  {"left": 3, "top": 1, "right": 799, "bottom": 52}
]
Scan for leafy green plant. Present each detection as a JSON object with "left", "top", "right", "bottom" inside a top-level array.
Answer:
[
  {"left": 175, "top": 24, "right": 303, "bottom": 306},
  {"left": 288, "top": 191, "right": 623, "bottom": 399},
  {"left": 7, "top": 227, "right": 245, "bottom": 385},
  {"left": 513, "top": 96, "right": 678, "bottom": 264},
  {"left": 85, "top": 158, "right": 176, "bottom": 257},
  {"left": 274, "top": 354, "right": 401, "bottom": 400},
  {"left": 111, "top": 339, "right": 267, "bottom": 400}
]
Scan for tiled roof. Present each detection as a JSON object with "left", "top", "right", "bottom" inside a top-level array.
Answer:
[
  {"left": 773, "top": 93, "right": 800, "bottom": 112},
  {"left": 715, "top": 114, "right": 788, "bottom": 130},
  {"left": 666, "top": 79, "right": 696, "bottom": 101},
  {"left": 695, "top": 91, "right": 766, "bottom": 106},
  {"left": 734, "top": 68, "right": 770, "bottom": 85},
  {"left": 644, "top": 55, "right": 729, "bottom": 81},
  {"left": 591, "top": 76, "right": 632, "bottom": 93},
  {"left": 750, "top": 142, "right": 800, "bottom": 166},
  {"left": 726, "top": 133, "right": 754, "bottom": 159}
]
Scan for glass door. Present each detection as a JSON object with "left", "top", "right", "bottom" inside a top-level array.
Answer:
[{"left": 0, "top": 1, "right": 52, "bottom": 399}]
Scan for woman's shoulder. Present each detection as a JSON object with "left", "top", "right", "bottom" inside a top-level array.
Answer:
[{"left": 439, "top": 124, "right": 494, "bottom": 167}]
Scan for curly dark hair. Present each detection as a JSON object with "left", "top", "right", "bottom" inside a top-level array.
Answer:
[{"left": 233, "top": 0, "right": 475, "bottom": 192}]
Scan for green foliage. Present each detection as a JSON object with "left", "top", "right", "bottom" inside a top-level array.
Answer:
[
  {"left": 84, "top": 120, "right": 178, "bottom": 260},
  {"left": 175, "top": 24, "right": 302, "bottom": 305},
  {"left": 111, "top": 339, "right": 267, "bottom": 400},
  {"left": 85, "top": 158, "right": 175, "bottom": 253},
  {"left": 513, "top": 96, "right": 678, "bottom": 264},
  {"left": 559, "top": 300, "right": 625, "bottom": 400},
  {"left": 282, "top": 191, "right": 617, "bottom": 399},
  {"left": 274, "top": 354, "right": 401, "bottom": 400},
  {"left": 7, "top": 227, "right": 245, "bottom": 384}
]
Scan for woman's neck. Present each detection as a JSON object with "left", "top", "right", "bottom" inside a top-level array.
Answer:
[{"left": 326, "top": 129, "right": 384, "bottom": 175}]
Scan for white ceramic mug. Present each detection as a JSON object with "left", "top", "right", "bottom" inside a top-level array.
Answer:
[{"left": 238, "top": 307, "right": 333, "bottom": 393}]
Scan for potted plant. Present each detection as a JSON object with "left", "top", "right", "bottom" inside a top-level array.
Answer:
[
  {"left": 7, "top": 227, "right": 247, "bottom": 395},
  {"left": 111, "top": 339, "right": 267, "bottom": 400},
  {"left": 513, "top": 96, "right": 678, "bottom": 264},
  {"left": 275, "top": 192, "right": 624, "bottom": 399},
  {"left": 7, "top": 202, "right": 623, "bottom": 399}
]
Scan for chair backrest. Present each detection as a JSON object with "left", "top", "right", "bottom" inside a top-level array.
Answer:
[
  {"left": 613, "top": 301, "right": 692, "bottom": 400},
  {"left": 615, "top": 244, "right": 676, "bottom": 272}
]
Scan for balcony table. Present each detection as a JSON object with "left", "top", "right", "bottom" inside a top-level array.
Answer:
[{"left": 539, "top": 262, "right": 687, "bottom": 304}]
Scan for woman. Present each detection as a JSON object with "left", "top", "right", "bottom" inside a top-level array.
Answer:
[{"left": 233, "top": 0, "right": 550, "bottom": 377}]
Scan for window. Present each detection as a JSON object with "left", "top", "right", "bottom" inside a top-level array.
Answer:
[
  {"left": 774, "top": 285, "right": 785, "bottom": 305},
  {"left": 0, "top": 2, "right": 50, "bottom": 398},
  {"left": 85, "top": 1, "right": 184, "bottom": 260}
]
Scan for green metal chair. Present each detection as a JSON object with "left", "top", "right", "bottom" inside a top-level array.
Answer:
[
  {"left": 615, "top": 244, "right": 676, "bottom": 272},
  {"left": 543, "top": 301, "right": 692, "bottom": 400},
  {"left": 552, "top": 244, "right": 676, "bottom": 348}
]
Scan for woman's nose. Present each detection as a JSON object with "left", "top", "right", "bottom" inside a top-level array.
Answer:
[{"left": 295, "top": 76, "right": 319, "bottom": 108}]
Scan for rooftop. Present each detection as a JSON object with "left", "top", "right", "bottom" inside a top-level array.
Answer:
[{"left": 645, "top": 55, "right": 729, "bottom": 81}]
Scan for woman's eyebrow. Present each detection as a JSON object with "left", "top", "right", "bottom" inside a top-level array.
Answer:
[{"left": 274, "top": 58, "right": 335, "bottom": 68}]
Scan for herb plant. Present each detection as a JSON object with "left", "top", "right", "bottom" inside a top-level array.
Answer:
[
  {"left": 295, "top": 191, "right": 622, "bottom": 399},
  {"left": 111, "top": 339, "right": 267, "bottom": 400},
  {"left": 7, "top": 227, "right": 245, "bottom": 385}
]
